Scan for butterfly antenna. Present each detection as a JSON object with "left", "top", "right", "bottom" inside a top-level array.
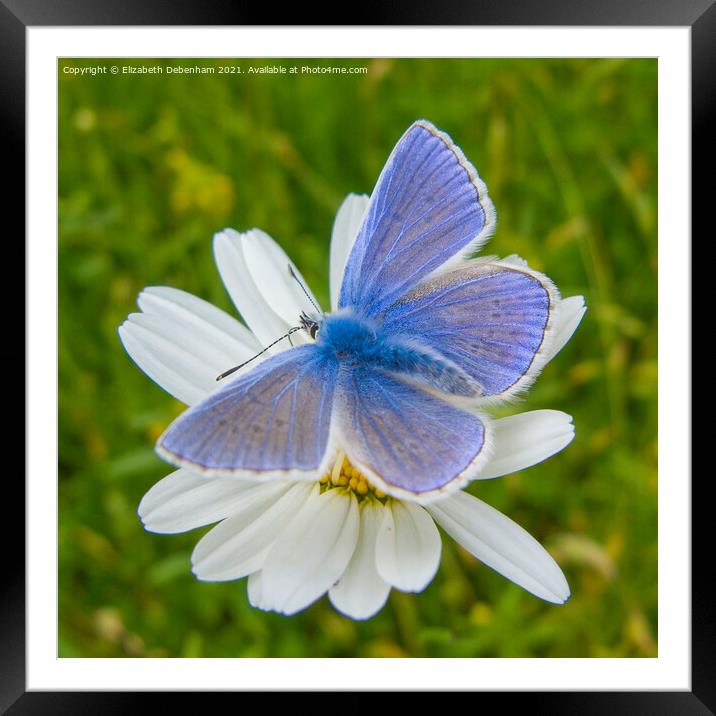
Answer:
[
  {"left": 288, "top": 264, "right": 322, "bottom": 314},
  {"left": 216, "top": 326, "right": 303, "bottom": 381}
]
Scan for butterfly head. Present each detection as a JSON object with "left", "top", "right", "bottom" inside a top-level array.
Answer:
[{"left": 299, "top": 310, "right": 323, "bottom": 340}]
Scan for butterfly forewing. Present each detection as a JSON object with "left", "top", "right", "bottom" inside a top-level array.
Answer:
[
  {"left": 382, "top": 261, "right": 556, "bottom": 399},
  {"left": 157, "top": 346, "right": 338, "bottom": 477},
  {"left": 339, "top": 120, "right": 495, "bottom": 318}
]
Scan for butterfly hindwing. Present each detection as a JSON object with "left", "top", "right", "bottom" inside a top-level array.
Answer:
[
  {"left": 381, "top": 260, "right": 557, "bottom": 399},
  {"left": 336, "top": 366, "right": 488, "bottom": 501},
  {"left": 157, "top": 345, "right": 338, "bottom": 477},
  {"left": 339, "top": 120, "right": 495, "bottom": 317}
]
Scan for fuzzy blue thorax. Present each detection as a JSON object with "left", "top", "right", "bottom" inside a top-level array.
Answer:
[{"left": 315, "top": 310, "right": 481, "bottom": 398}]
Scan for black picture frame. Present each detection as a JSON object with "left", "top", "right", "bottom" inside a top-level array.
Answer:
[{"left": 7, "top": 0, "right": 706, "bottom": 710}]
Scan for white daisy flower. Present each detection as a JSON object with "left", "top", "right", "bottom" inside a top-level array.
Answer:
[{"left": 119, "top": 194, "right": 586, "bottom": 620}]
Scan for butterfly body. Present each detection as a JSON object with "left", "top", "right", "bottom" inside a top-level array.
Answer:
[
  {"left": 315, "top": 310, "right": 378, "bottom": 364},
  {"left": 156, "top": 119, "right": 558, "bottom": 503},
  {"left": 317, "top": 310, "right": 481, "bottom": 398}
]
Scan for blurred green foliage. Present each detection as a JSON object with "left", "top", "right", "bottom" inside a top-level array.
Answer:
[{"left": 58, "top": 58, "right": 657, "bottom": 658}]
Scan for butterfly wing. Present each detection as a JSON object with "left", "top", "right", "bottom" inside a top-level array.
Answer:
[
  {"left": 381, "top": 260, "right": 557, "bottom": 399},
  {"left": 336, "top": 366, "right": 489, "bottom": 502},
  {"left": 338, "top": 120, "right": 495, "bottom": 318},
  {"left": 157, "top": 345, "right": 338, "bottom": 478}
]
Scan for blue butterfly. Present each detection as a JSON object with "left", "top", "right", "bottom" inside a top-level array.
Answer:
[{"left": 156, "top": 120, "right": 557, "bottom": 503}]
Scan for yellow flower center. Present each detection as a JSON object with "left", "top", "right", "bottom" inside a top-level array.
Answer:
[{"left": 319, "top": 451, "right": 386, "bottom": 502}]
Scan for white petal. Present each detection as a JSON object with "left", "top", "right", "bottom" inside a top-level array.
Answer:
[
  {"left": 427, "top": 491, "right": 570, "bottom": 604},
  {"left": 213, "top": 228, "right": 292, "bottom": 349},
  {"left": 329, "top": 500, "right": 391, "bottom": 620},
  {"left": 138, "top": 469, "right": 261, "bottom": 534},
  {"left": 329, "top": 194, "right": 369, "bottom": 310},
  {"left": 120, "top": 285, "right": 263, "bottom": 405},
  {"left": 138, "top": 286, "right": 261, "bottom": 362},
  {"left": 123, "top": 312, "right": 239, "bottom": 389},
  {"left": 545, "top": 295, "right": 586, "bottom": 363},
  {"left": 118, "top": 321, "right": 207, "bottom": 406},
  {"left": 190, "top": 481, "right": 308, "bottom": 581},
  {"left": 247, "top": 571, "right": 268, "bottom": 610},
  {"left": 240, "top": 228, "right": 321, "bottom": 330},
  {"left": 475, "top": 410, "right": 575, "bottom": 480},
  {"left": 261, "top": 487, "right": 360, "bottom": 615},
  {"left": 375, "top": 500, "right": 442, "bottom": 592},
  {"left": 502, "top": 253, "right": 529, "bottom": 267}
]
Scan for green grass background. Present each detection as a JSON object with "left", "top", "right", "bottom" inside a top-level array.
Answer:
[{"left": 58, "top": 58, "right": 657, "bottom": 658}]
